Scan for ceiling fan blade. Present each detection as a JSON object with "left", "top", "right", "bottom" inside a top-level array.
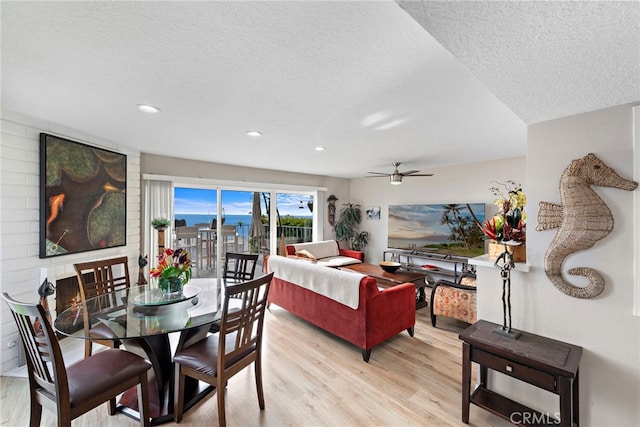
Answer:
[
  {"left": 366, "top": 172, "right": 390, "bottom": 176},
  {"left": 400, "top": 169, "right": 420, "bottom": 176},
  {"left": 405, "top": 173, "right": 434, "bottom": 177},
  {"left": 365, "top": 175, "right": 389, "bottom": 178}
]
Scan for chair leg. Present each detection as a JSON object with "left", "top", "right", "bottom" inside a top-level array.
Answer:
[
  {"left": 217, "top": 377, "right": 227, "bottom": 427},
  {"left": 407, "top": 326, "right": 414, "bottom": 337},
  {"left": 137, "top": 371, "right": 150, "bottom": 427},
  {"left": 58, "top": 406, "right": 72, "bottom": 427},
  {"left": 174, "top": 366, "right": 185, "bottom": 423},
  {"left": 108, "top": 398, "right": 116, "bottom": 415},
  {"left": 29, "top": 399, "right": 42, "bottom": 427},
  {"left": 431, "top": 313, "right": 437, "bottom": 327},
  {"left": 254, "top": 359, "right": 265, "bottom": 410},
  {"left": 362, "top": 348, "right": 371, "bottom": 363},
  {"left": 84, "top": 340, "right": 92, "bottom": 358}
]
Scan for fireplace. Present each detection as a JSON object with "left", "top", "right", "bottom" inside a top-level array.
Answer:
[{"left": 53, "top": 273, "right": 92, "bottom": 336}]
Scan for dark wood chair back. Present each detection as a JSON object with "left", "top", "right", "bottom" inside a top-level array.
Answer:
[
  {"left": 2, "top": 292, "right": 151, "bottom": 426},
  {"left": 173, "top": 272, "right": 274, "bottom": 426},
  {"left": 73, "top": 256, "right": 131, "bottom": 357},
  {"left": 223, "top": 252, "right": 259, "bottom": 283}
]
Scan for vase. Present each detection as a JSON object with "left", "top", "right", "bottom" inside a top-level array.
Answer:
[
  {"left": 488, "top": 241, "right": 526, "bottom": 263},
  {"left": 158, "top": 276, "right": 185, "bottom": 296}
]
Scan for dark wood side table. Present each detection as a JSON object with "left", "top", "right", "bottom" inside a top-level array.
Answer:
[{"left": 459, "top": 320, "right": 582, "bottom": 426}]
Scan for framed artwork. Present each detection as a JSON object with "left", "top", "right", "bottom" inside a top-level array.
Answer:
[
  {"left": 39, "top": 133, "right": 127, "bottom": 258},
  {"left": 365, "top": 206, "right": 381, "bottom": 220},
  {"left": 388, "top": 203, "right": 485, "bottom": 258}
]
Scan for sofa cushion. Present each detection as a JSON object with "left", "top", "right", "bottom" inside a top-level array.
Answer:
[{"left": 292, "top": 240, "right": 340, "bottom": 259}]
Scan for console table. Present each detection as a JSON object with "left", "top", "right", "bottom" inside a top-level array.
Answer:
[{"left": 459, "top": 320, "right": 582, "bottom": 426}]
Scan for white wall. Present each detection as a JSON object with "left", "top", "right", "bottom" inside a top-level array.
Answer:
[
  {"left": 0, "top": 110, "right": 141, "bottom": 373},
  {"left": 477, "top": 104, "right": 640, "bottom": 426}
]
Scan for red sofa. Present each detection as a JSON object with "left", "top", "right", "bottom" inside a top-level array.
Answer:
[
  {"left": 285, "top": 240, "right": 364, "bottom": 267},
  {"left": 265, "top": 255, "right": 415, "bottom": 362}
]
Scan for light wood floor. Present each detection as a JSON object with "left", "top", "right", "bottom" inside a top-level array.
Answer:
[{"left": 1, "top": 307, "right": 511, "bottom": 426}]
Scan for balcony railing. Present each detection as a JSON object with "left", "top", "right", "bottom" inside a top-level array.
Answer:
[{"left": 227, "top": 224, "right": 312, "bottom": 253}]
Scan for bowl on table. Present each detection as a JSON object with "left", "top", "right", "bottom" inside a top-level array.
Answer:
[{"left": 379, "top": 261, "right": 401, "bottom": 273}]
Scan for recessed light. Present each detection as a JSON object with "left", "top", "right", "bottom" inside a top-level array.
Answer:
[
  {"left": 137, "top": 104, "right": 160, "bottom": 113},
  {"left": 246, "top": 131, "right": 262, "bottom": 137},
  {"left": 314, "top": 146, "right": 326, "bottom": 151}
]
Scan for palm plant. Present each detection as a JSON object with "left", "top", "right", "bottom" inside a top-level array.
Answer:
[{"left": 334, "top": 203, "right": 369, "bottom": 251}]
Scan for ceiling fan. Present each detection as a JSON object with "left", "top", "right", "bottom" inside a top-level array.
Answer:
[{"left": 366, "top": 162, "right": 434, "bottom": 185}]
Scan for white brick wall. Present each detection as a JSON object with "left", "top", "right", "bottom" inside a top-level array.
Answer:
[{"left": 0, "top": 110, "right": 141, "bottom": 373}]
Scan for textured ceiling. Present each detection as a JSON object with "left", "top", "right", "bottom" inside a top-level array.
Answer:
[
  {"left": 2, "top": 1, "right": 637, "bottom": 179},
  {"left": 398, "top": 0, "right": 640, "bottom": 124}
]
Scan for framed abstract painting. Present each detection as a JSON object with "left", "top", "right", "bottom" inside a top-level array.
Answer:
[{"left": 39, "top": 133, "right": 127, "bottom": 258}]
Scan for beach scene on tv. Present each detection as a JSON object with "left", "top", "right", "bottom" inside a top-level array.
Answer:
[{"left": 388, "top": 203, "right": 486, "bottom": 258}]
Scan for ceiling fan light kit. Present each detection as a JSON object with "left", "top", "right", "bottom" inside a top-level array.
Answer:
[{"left": 367, "top": 162, "right": 434, "bottom": 185}]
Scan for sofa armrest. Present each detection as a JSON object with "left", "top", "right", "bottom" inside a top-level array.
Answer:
[
  {"left": 339, "top": 248, "right": 364, "bottom": 262},
  {"left": 367, "top": 283, "right": 416, "bottom": 330}
]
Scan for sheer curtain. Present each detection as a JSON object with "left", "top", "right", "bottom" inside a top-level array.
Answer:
[{"left": 142, "top": 179, "right": 174, "bottom": 273}]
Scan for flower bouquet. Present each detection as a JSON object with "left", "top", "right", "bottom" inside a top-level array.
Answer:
[
  {"left": 150, "top": 248, "right": 192, "bottom": 295},
  {"left": 478, "top": 180, "right": 527, "bottom": 261}
]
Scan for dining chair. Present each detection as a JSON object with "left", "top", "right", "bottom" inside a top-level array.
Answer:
[
  {"left": 2, "top": 293, "right": 152, "bottom": 427},
  {"left": 223, "top": 252, "right": 259, "bottom": 283},
  {"left": 173, "top": 272, "right": 274, "bottom": 426},
  {"left": 208, "top": 252, "right": 261, "bottom": 334},
  {"left": 74, "top": 256, "right": 131, "bottom": 358}
]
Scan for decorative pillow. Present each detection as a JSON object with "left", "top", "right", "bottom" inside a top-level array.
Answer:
[
  {"left": 293, "top": 241, "right": 340, "bottom": 259},
  {"left": 295, "top": 249, "right": 317, "bottom": 261}
]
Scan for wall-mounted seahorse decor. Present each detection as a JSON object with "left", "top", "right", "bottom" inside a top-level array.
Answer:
[{"left": 537, "top": 153, "right": 638, "bottom": 299}]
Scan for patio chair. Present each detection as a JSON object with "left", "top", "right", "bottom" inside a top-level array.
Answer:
[{"left": 175, "top": 226, "right": 200, "bottom": 268}]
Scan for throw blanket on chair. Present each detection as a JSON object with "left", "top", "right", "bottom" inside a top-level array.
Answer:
[{"left": 267, "top": 255, "right": 365, "bottom": 309}]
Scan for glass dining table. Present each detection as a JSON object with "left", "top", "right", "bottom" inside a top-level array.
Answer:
[{"left": 54, "top": 278, "right": 228, "bottom": 425}]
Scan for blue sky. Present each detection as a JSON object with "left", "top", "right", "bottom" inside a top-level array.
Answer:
[{"left": 174, "top": 188, "right": 313, "bottom": 217}]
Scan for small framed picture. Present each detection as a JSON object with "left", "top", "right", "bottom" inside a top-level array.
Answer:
[{"left": 365, "top": 206, "right": 381, "bottom": 220}]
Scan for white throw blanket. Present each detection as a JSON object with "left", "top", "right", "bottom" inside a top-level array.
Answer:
[{"left": 267, "top": 255, "right": 365, "bottom": 309}]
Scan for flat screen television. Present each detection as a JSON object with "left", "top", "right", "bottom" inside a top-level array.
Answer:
[{"left": 388, "top": 203, "right": 486, "bottom": 258}]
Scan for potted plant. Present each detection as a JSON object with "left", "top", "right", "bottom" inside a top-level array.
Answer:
[
  {"left": 334, "top": 203, "right": 369, "bottom": 251},
  {"left": 151, "top": 217, "right": 171, "bottom": 230}
]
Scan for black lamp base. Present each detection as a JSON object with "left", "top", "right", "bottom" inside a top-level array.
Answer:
[{"left": 492, "top": 327, "right": 521, "bottom": 340}]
